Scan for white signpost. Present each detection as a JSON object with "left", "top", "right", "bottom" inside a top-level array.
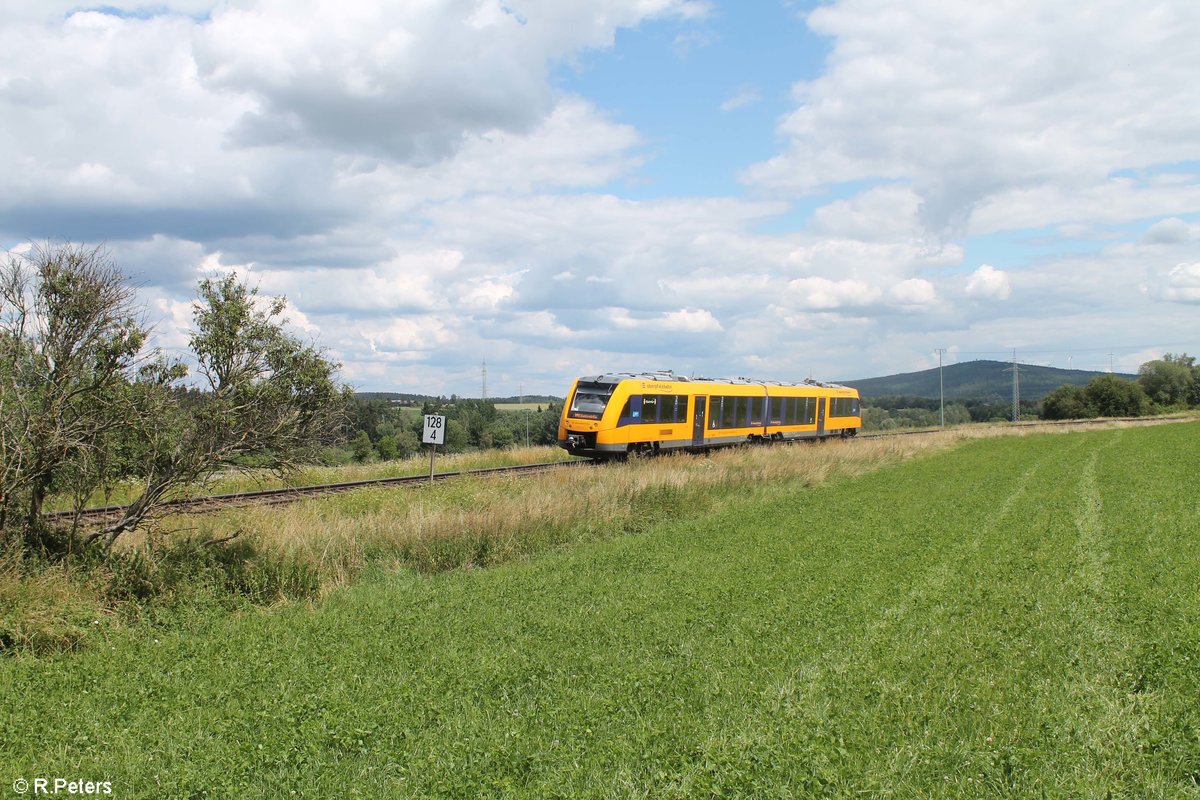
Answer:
[{"left": 422, "top": 414, "right": 446, "bottom": 483}]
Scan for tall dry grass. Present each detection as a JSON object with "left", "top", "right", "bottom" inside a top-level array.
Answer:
[
  {"left": 0, "top": 553, "right": 110, "bottom": 655},
  {"left": 162, "top": 433, "right": 958, "bottom": 595}
]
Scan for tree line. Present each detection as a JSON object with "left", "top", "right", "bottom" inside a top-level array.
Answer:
[
  {"left": 862, "top": 397, "right": 1041, "bottom": 429},
  {"left": 343, "top": 396, "right": 561, "bottom": 462},
  {"left": 1041, "top": 355, "right": 1199, "bottom": 419}
]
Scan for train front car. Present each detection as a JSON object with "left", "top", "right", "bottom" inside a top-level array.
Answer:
[
  {"left": 557, "top": 376, "right": 622, "bottom": 458},
  {"left": 558, "top": 372, "right": 694, "bottom": 459}
]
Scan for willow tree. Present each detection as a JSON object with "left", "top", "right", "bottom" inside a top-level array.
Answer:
[
  {"left": 0, "top": 243, "right": 150, "bottom": 545},
  {"left": 87, "top": 274, "right": 348, "bottom": 547}
]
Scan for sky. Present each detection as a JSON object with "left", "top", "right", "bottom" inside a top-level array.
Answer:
[{"left": 2, "top": 0, "right": 1199, "bottom": 397}]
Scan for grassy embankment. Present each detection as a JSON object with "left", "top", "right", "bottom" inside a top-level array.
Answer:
[{"left": 2, "top": 421, "right": 1199, "bottom": 796}]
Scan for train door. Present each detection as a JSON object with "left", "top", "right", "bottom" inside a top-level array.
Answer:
[
  {"left": 816, "top": 397, "right": 826, "bottom": 436},
  {"left": 692, "top": 396, "right": 707, "bottom": 446}
]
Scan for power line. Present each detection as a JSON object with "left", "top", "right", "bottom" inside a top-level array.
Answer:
[
  {"left": 934, "top": 348, "right": 946, "bottom": 427},
  {"left": 1002, "top": 350, "right": 1020, "bottom": 422},
  {"left": 1011, "top": 350, "right": 1020, "bottom": 422}
]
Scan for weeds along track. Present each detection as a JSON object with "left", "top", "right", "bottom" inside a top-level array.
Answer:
[
  {"left": 46, "top": 461, "right": 597, "bottom": 527},
  {"left": 49, "top": 415, "right": 1193, "bottom": 528}
]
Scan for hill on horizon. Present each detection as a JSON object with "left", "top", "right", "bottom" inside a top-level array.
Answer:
[{"left": 841, "top": 359, "right": 1135, "bottom": 403}]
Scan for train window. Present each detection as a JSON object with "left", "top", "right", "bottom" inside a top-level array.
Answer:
[
  {"left": 568, "top": 382, "right": 616, "bottom": 420},
  {"left": 673, "top": 395, "right": 687, "bottom": 423},
  {"left": 710, "top": 396, "right": 721, "bottom": 428},
  {"left": 617, "top": 395, "right": 643, "bottom": 426},
  {"left": 749, "top": 396, "right": 764, "bottom": 425},
  {"left": 647, "top": 394, "right": 681, "bottom": 424},
  {"left": 768, "top": 397, "right": 783, "bottom": 425},
  {"left": 721, "top": 396, "right": 736, "bottom": 428},
  {"left": 803, "top": 397, "right": 815, "bottom": 425},
  {"left": 828, "top": 397, "right": 859, "bottom": 417},
  {"left": 641, "top": 395, "right": 660, "bottom": 423}
]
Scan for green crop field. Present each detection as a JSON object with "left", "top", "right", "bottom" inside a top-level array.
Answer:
[
  {"left": 493, "top": 402, "right": 548, "bottom": 411},
  {"left": 3, "top": 423, "right": 1199, "bottom": 797}
]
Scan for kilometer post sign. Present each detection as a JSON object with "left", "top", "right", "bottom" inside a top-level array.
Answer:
[
  {"left": 422, "top": 414, "right": 446, "bottom": 445},
  {"left": 423, "top": 414, "right": 446, "bottom": 483}
]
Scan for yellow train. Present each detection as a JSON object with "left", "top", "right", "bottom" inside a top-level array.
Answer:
[{"left": 557, "top": 370, "right": 861, "bottom": 459}]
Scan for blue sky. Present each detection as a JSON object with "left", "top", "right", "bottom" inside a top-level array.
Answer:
[
  {"left": 2, "top": 0, "right": 1199, "bottom": 395},
  {"left": 556, "top": 3, "right": 827, "bottom": 199}
]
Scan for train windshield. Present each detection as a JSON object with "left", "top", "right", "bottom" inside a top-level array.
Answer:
[{"left": 568, "top": 382, "right": 615, "bottom": 420}]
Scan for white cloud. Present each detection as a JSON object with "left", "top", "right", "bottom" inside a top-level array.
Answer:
[
  {"left": 455, "top": 271, "right": 525, "bottom": 312},
  {"left": 787, "top": 277, "right": 881, "bottom": 310},
  {"left": 971, "top": 177, "right": 1200, "bottom": 236},
  {"left": 191, "top": 0, "right": 700, "bottom": 161},
  {"left": 656, "top": 272, "right": 774, "bottom": 309},
  {"left": 964, "top": 264, "right": 1011, "bottom": 300},
  {"left": 720, "top": 84, "right": 761, "bottom": 112},
  {"left": 610, "top": 307, "right": 723, "bottom": 333},
  {"left": 361, "top": 316, "right": 455, "bottom": 354},
  {"left": 1143, "top": 217, "right": 1196, "bottom": 245},
  {"left": 1159, "top": 262, "right": 1200, "bottom": 304},
  {"left": 808, "top": 185, "right": 922, "bottom": 241},
  {"left": 784, "top": 238, "right": 962, "bottom": 282},
  {"left": 744, "top": 0, "right": 1200, "bottom": 238},
  {"left": 890, "top": 277, "right": 936, "bottom": 308}
]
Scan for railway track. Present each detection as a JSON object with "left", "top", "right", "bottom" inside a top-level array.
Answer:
[
  {"left": 46, "top": 460, "right": 595, "bottom": 526},
  {"left": 49, "top": 415, "right": 1193, "bottom": 527}
]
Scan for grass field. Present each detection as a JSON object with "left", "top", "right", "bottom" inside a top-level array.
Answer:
[{"left": 3, "top": 422, "right": 1199, "bottom": 797}]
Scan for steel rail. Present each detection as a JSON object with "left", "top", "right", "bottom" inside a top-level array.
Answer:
[{"left": 46, "top": 459, "right": 595, "bottom": 526}]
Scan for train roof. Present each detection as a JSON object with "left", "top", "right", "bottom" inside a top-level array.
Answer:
[{"left": 577, "top": 370, "right": 852, "bottom": 390}]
